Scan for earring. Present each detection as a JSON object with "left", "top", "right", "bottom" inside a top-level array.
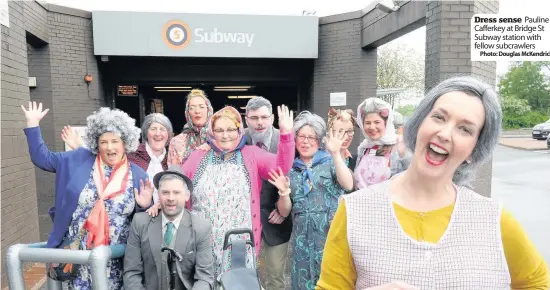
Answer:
[{"left": 465, "top": 159, "right": 472, "bottom": 164}]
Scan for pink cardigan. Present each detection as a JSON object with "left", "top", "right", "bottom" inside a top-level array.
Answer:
[{"left": 181, "top": 132, "right": 295, "bottom": 255}]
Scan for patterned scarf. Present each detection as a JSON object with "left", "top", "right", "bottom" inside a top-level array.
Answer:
[
  {"left": 292, "top": 150, "right": 332, "bottom": 194},
  {"left": 180, "top": 95, "right": 214, "bottom": 162},
  {"left": 83, "top": 155, "right": 129, "bottom": 249},
  {"left": 207, "top": 137, "right": 247, "bottom": 160}
]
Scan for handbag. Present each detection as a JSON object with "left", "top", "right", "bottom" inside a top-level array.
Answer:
[{"left": 47, "top": 228, "right": 86, "bottom": 281}]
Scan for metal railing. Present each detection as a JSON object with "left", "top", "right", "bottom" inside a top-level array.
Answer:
[{"left": 6, "top": 242, "right": 125, "bottom": 290}]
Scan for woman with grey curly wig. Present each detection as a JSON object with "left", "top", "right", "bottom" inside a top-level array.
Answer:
[
  {"left": 268, "top": 111, "right": 353, "bottom": 290},
  {"left": 21, "top": 103, "right": 154, "bottom": 290},
  {"left": 316, "top": 76, "right": 548, "bottom": 290},
  {"left": 64, "top": 112, "right": 174, "bottom": 204}
]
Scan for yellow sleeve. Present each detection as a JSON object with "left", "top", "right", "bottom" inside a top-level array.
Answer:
[
  {"left": 315, "top": 200, "right": 357, "bottom": 290},
  {"left": 501, "top": 208, "right": 549, "bottom": 289}
]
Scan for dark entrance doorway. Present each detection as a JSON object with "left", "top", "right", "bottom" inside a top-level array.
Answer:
[
  {"left": 134, "top": 84, "right": 299, "bottom": 133},
  {"left": 103, "top": 56, "right": 313, "bottom": 132}
]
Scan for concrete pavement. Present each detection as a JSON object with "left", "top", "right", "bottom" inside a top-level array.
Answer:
[
  {"left": 501, "top": 129, "right": 532, "bottom": 138},
  {"left": 499, "top": 128, "right": 548, "bottom": 151},
  {"left": 499, "top": 137, "right": 548, "bottom": 151},
  {"left": 491, "top": 145, "right": 550, "bottom": 264}
]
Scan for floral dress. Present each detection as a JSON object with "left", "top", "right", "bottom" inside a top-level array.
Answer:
[
  {"left": 289, "top": 159, "right": 344, "bottom": 290},
  {"left": 190, "top": 150, "right": 254, "bottom": 280},
  {"left": 66, "top": 164, "right": 135, "bottom": 290}
]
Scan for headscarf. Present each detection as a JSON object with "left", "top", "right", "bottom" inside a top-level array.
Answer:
[
  {"left": 207, "top": 106, "right": 247, "bottom": 159},
  {"left": 356, "top": 98, "right": 397, "bottom": 155},
  {"left": 180, "top": 90, "right": 214, "bottom": 161},
  {"left": 292, "top": 150, "right": 332, "bottom": 194}
]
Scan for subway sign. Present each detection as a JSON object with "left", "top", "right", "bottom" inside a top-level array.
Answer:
[
  {"left": 92, "top": 11, "right": 318, "bottom": 58},
  {"left": 162, "top": 20, "right": 255, "bottom": 49}
]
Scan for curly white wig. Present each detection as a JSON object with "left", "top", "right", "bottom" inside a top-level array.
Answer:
[{"left": 84, "top": 107, "right": 141, "bottom": 154}]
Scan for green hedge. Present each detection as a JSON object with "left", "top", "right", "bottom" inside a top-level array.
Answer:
[{"left": 503, "top": 111, "right": 549, "bottom": 129}]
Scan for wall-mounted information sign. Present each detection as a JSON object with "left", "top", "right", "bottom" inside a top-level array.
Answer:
[{"left": 117, "top": 85, "right": 138, "bottom": 96}]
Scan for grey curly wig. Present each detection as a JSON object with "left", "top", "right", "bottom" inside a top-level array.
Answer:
[
  {"left": 293, "top": 111, "right": 327, "bottom": 148},
  {"left": 84, "top": 107, "right": 141, "bottom": 154},
  {"left": 403, "top": 76, "right": 502, "bottom": 187},
  {"left": 141, "top": 113, "right": 174, "bottom": 144}
]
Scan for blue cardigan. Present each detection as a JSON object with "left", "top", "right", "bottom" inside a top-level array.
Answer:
[{"left": 24, "top": 126, "right": 150, "bottom": 248}]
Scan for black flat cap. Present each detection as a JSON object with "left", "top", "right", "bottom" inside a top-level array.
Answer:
[{"left": 153, "top": 165, "right": 193, "bottom": 193}]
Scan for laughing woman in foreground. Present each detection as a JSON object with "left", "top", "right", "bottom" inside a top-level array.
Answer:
[{"left": 315, "top": 76, "right": 548, "bottom": 290}]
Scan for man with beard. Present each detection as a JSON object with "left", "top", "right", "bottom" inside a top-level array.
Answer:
[
  {"left": 124, "top": 166, "right": 214, "bottom": 290},
  {"left": 244, "top": 97, "right": 292, "bottom": 290}
]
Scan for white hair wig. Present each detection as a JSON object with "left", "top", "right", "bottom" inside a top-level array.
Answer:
[
  {"left": 141, "top": 113, "right": 174, "bottom": 144},
  {"left": 84, "top": 107, "right": 141, "bottom": 154},
  {"left": 293, "top": 111, "right": 327, "bottom": 149}
]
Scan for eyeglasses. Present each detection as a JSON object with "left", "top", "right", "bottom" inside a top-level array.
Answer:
[
  {"left": 213, "top": 128, "right": 239, "bottom": 134},
  {"left": 343, "top": 130, "right": 355, "bottom": 136},
  {"left": 296, "top": 135, "right": 317, "bottom": 143},
  {"left": 247, "top": 115, "right": 272, "bottom": 121},
  {"left": 330, "top": 129, "right": 355, "bottom": 136}
]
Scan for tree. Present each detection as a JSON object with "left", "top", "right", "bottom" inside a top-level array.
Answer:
[
  {"left": 498, "top": 61, "right": 550, "bottom": 112},
  {"left": 395, "top": 104, "right": 417, "bottom": 117},
  {"left": 535, "top": 61, "right": 550, "bottom": 84},
  {"left": 500, "top": 94, "right": 531, "bottom": 117},
  {"left": 536, "top": 61, "right": 550, "bottom": 72},
  {"left": 500, "top": 95, "right": 548, "bottom": 129},
  {"left": 377, "top": 44, "right": 425, "bottom": 94}
]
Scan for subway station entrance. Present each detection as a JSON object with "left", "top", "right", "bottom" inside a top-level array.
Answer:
[
  {"left": 100, "top": 56, "right": 313, "bottom": 132},
  {"left": 92, "top": 11, "right": 318, "bottom": 131}
]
